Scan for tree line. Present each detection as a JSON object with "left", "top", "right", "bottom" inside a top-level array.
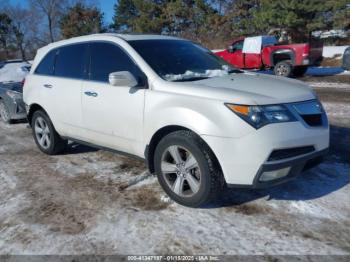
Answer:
[{"left": 0, "top": 0, "right": 349, "bottom": 61}]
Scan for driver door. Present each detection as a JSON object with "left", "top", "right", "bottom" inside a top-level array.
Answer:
[
  {"left": 81, "top": 42, "right": 146, "bottom": 155},
  {"left": 228, "top": 40, "right": 244, "bottom": 68}
]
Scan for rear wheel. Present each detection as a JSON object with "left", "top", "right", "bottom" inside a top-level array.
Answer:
[
  {"left": 0, "top": 100, "right": 11, "bottom": 124},
  {"left": 293, "top": 66, "right": 308, "bottom": 77},
  {"left": 32, "top": 110, "right": 67, "bottom": 155},
  {"left": 154, "top": 130, "right": 224, "bottom": 207},
  {"left": 274, "top": 61, "right": 293, "bottom": 77}
]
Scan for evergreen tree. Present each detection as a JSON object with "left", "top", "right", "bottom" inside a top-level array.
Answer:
[
  {"left": 112, "top": 0, "right": 138, "bottom": 32},
  {"left": 224, "top": 0, "right": 261, "bottom": 36},
  {"left": 130, "top": 0, "right": 166, "bottom": 33},
  {"left": 110, "top": 0, "right": 350, "bottom": 46},
  {"left": 60, "top": 3, "right": 103, "bottom": 39},
  {"left": 252, "top": 0, "right": 347, "bottom": 41}
]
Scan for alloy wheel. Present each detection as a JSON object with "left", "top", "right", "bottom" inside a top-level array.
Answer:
[
  {"left": 161, "top": 145, "right": 201, "bottom": 197},
  {"left": 34, "top": 116, "right": 51, "bottom": 149},
  {"left": 276, "top": 64, "right": 288, "bottom": 76}
]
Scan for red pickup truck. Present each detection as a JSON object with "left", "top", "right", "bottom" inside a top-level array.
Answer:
[{"left": 215, "top": 36, "right": 323, "bottom": 77}]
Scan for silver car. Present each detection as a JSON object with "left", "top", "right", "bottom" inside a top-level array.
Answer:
[
  {"left": 0, "top": 82, "right": 26, "bottom": 123},
  {"left": 343, "top": 47, "right": 350, "bottom": 71}
]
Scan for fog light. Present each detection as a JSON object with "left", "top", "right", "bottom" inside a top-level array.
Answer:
[{"left": 259, "top": 167, "right": 291, "bottom": 182}]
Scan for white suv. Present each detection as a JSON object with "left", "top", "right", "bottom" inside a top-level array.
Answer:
[{"left": 24, "top": 34, "right": 329, "bottom": 207}]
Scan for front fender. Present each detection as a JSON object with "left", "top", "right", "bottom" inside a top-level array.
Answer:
[{"left": 144, "top": 90, "right": 254, "bottom": 145}]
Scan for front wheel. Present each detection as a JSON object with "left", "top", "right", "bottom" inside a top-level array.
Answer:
[
  {"left": 32, "top": 110, "right": 67, "bottom": 155},
  {"left": 274, "top": 61, "right": 293, "bottom": 77},
  {"left": 154, "top": 130, "right": 224, "bottom": 207}
]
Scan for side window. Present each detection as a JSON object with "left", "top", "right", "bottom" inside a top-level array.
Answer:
[
  {"left": 55, "top": 43, "right": 88, "bottom": 79},
  {"left": 232, "top": 41, "right": 244, "bottom": 51},
  {"left": 34, "top": 49, "right": 56, "bottom": 76},
  {"left": 89, "top": 42, "right": 143, "bottom": 83}
]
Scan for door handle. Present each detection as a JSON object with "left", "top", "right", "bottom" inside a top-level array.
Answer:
[
  {"left": 84, "top": 91, "right": 98, "bottom": 97},
  {"left": 43, "top": 84, "right": 52, "bottom": 88}
]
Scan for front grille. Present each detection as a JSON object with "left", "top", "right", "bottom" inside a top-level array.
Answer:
[
  {"left": 268, "top": 146, "right": 315, "bottom": 161},
  {"left": 301, "top": 114, "right": 322, "bottom": 126}
]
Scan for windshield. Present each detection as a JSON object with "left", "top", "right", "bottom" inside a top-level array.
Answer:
[{"left": 129, "top": 39, "right": 240, "bottom": 82}]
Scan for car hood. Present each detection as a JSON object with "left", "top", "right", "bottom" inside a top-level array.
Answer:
[{"left": 155, "top": 72, "right": 316, "bottom": 105}]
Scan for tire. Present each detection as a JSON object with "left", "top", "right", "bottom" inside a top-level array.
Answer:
[
  {"left": 274, "top": 61, "right": 293, "bottom": 77},
  {"left": 293, "top": 66, "right": 308, "bottom": 77},
  {"left": 31, "top": 110, "right": 67, "bottom": 155},
  {"left": 154, "top": 130, "right": 225, "bottom": 207},
  {"left": 0, "top": 100, "right": 11, "bottom": 124}
]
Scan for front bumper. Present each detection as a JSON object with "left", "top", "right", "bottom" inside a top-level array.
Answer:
[
  {"left": 228, "top": 147, "right": 328, "bottom": 188},
  {"left": 201, "top": 120, "right": 329, "bottom": 187}
]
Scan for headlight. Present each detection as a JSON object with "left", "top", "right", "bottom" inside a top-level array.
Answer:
[
  {"left": 225, "top": 103, "right": 297, "bottom": 129},
  {"left": 6, "top": 90, "right": 22, "bottom": 100}
]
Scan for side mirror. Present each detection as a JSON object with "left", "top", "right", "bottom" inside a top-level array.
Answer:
[
  {"left": 228, "top": 45, "right": 235, "bottom": 53},
  {"left": 109, "top": 71, "right": 138, "bottom": 87}
]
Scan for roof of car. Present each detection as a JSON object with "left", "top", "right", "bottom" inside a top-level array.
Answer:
[
  {"left": 109, "top": 33, "right": 181, "bottom": 41},
  {"left": 38, "top": 33, "right": 183, "bottom": 54}
]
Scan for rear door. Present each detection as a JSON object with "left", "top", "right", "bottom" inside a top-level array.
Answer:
[
  {"left": 81, "top": 42, "right": 146, "bottom": 155},
  {"left": 30, "top": 44, "right": 88, "bottom": 137},
  {"left": 49, "top": 43, "right": 88, "bottom": 137}
]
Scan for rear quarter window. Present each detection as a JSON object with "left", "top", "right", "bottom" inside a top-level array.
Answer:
[{"left": 34, "top": 49, "right": 56, "bottom": 76}]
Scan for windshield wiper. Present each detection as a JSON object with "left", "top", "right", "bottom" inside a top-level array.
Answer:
[{"left": 172, "top": 76, "right": 210, "bottom": 82}]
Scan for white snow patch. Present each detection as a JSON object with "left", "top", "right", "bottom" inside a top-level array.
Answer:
[
  {"left": 0, "top": 62, "right": 30, "bottom": 83},
  {"left": 164, "top": 69, "right": 229, "bottom": 81},
  {"left": 323, "top": 102, "right": 350, "bottom": 118},
  {"left": 0, "top": 171, "right": 17, "bottom": 189},
  {"left": 323, "top": 45, "right": 349, "bottom": 59},
  {"left": 308, "top": 82, "right": 350, "bottom": 89},
  {"left": 160, "top": 195, "right": 173, "bottom": 204}
]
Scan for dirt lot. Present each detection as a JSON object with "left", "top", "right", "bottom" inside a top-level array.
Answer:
[{"left": 0, "top": 76, "right": 350, "bottom": 256}]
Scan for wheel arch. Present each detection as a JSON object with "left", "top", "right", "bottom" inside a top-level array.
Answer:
[
  {"left": 27, "top": 103, "right": 48, "bottom": 126},
  {"left": 270, "top": 49, "right": 295, "bottom": 66},
  {"left": 145, "top": 125, "right": 223, "bottom": 176}
]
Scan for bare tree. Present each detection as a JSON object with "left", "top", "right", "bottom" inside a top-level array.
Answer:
[
  {"left": 6, "top": 6, "right": 31, "bottom": 60},
  {"left": 29, "top": 0, "right": 70, "bottom": 43}
]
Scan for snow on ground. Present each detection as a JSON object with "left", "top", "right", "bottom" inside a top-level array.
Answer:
[
  {"left": 308, "top": 82, "right": 350, "bottom": 89},
  {"left": 0, "top": 62, "right": 31, "bottom": 83},
  {"left": 323, "top": 102, "right": 350, "bottom": 119},
  {"left": 322, "top": 45, "right": 349, "bottom": 59},
  {"left": 0, "top": 78, "right": 349, "bottom": 256}
]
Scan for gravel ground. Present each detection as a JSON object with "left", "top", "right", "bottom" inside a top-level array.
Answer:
[{"left": 0, "top": 79, "right": 349, "bottom": 256}]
